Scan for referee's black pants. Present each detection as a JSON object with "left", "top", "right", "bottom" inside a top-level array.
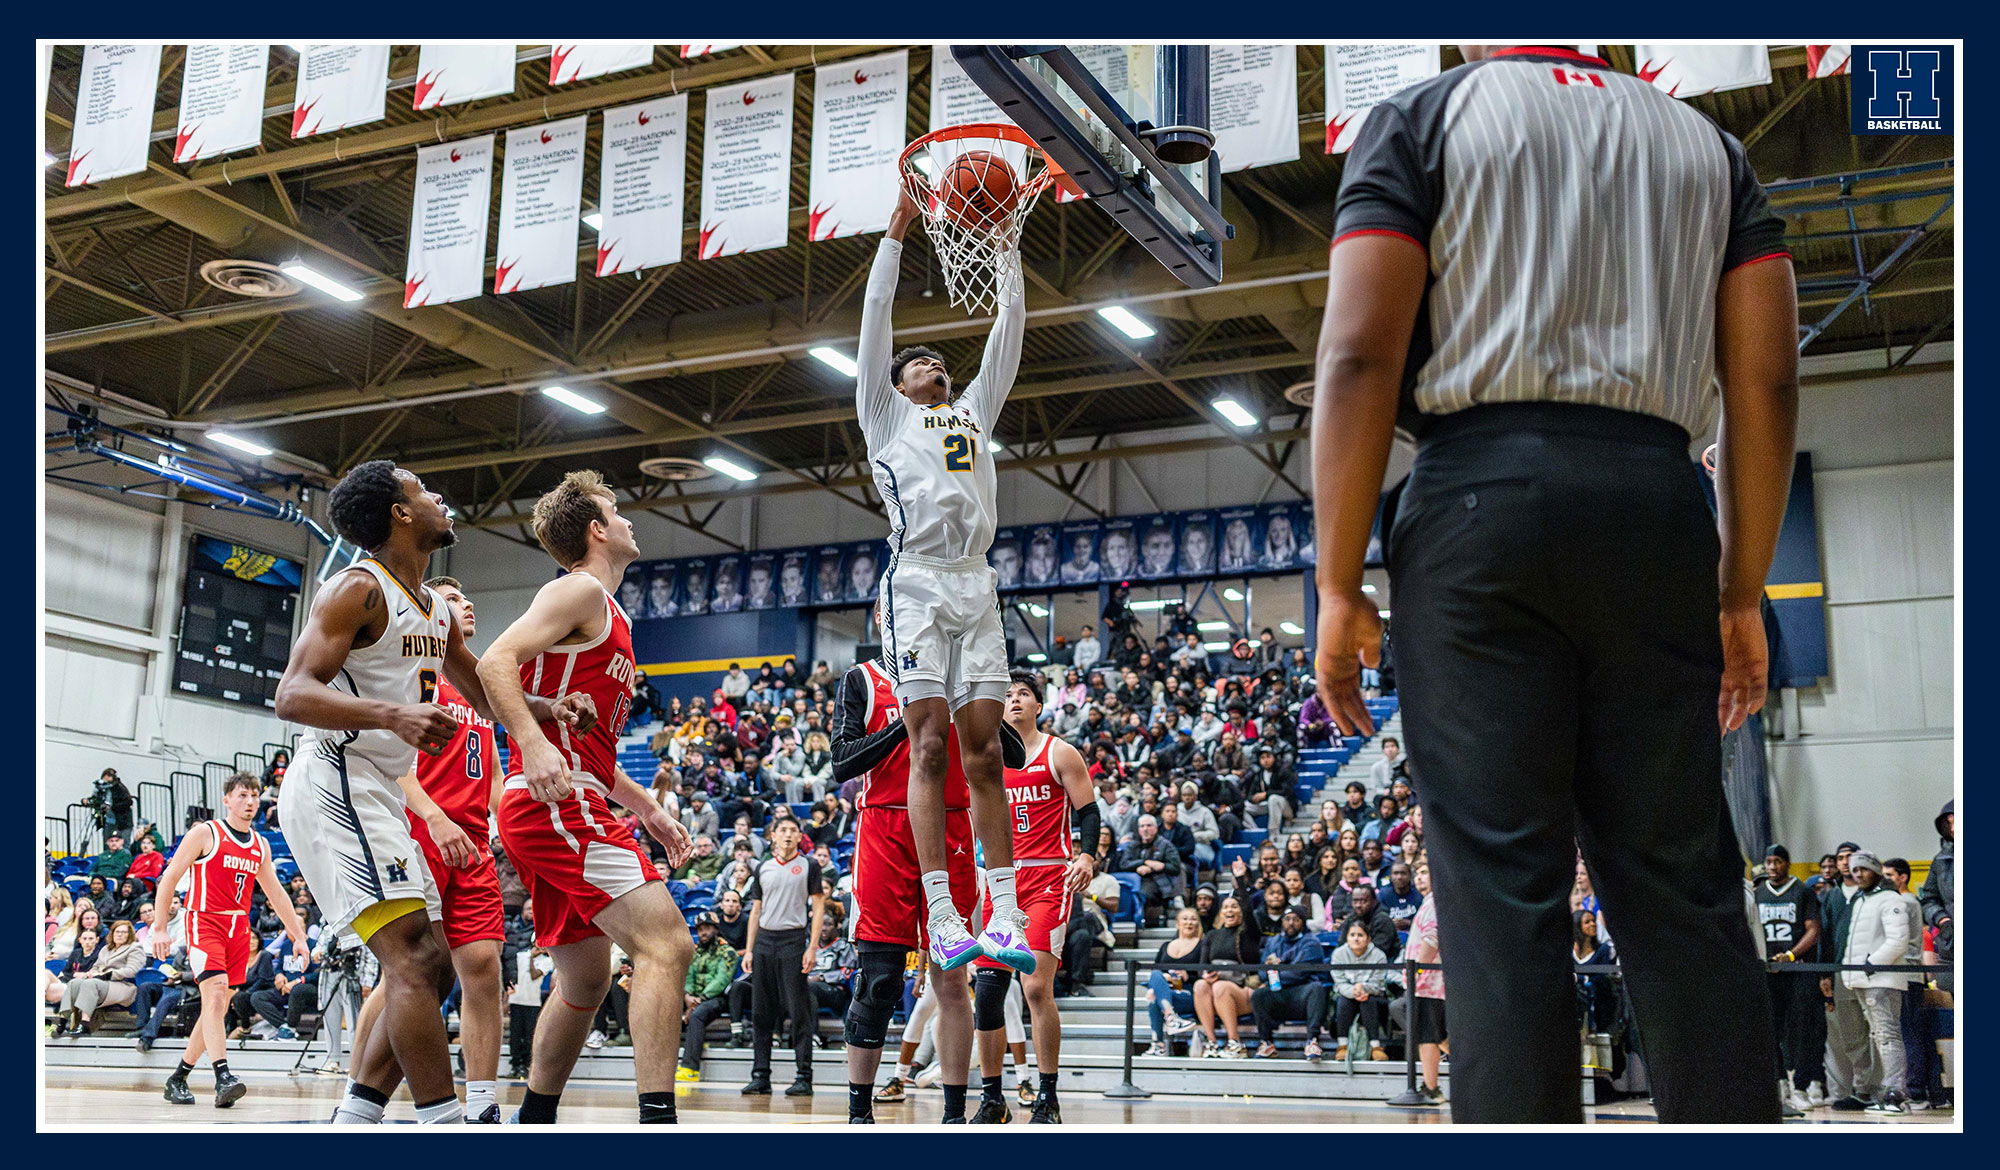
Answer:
[
  {"left": 1387, "top": 403, "right": 1777, "bottom": 1124},
  {"left": 750, "top": 928, "right": 814, "bottom": 1078}
]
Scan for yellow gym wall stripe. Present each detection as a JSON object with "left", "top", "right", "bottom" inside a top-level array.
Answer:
[
  {"left": 1764, "top": 582, "right": 1824, "bottom": 600},
  {"left": 639, "top": 654, "right": 795, "bottom": 677}
]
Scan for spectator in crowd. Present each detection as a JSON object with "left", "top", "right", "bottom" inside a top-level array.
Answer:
[
  {"left": 124, "top": 835, "right": 165, "bottom": 885},
  {"left": 1146, "top": 907, "right": 1205, "bottom": 1054},
  {"left": 804, "top": 915, "right": 857, "bottom": 1021},
  {"left": 1338, "top": 781, "right": 1373, "bottom": 832},
  {"left": 508, "top": 942, "right": 553, "bottom": 1081},
  {"left": 1571, "top": 910, "right": 1621, "bottom": 1034},
  {"left": 1839, "top": 852, "right": 1915, "bottom": 1114},
  {"left": 1158, "top": 802, "right": 1199, "bottom": 876},
  {"left": 1358, "top": 798, "right": 1401, "bottom": 847},
  {"left": 1882, "top": 856, "right": 1945, "bottom": 1110},
  {"left": 672, "top": 836, "right": 726, "bottom": 882},
  {"left": 1191, "top": 896, "right": 1260, "bottom": 1059},
  {"left": 1330, "top": 919, "right": 1393, "bottom": 1061},
  {"left": 90, "top": 832, "right": 133, "bottom": 879},
  {"left": 1395, "top": 864, "right": 1446, "bottom": 1106},
  {"left": 631, "top": 673, "right": 663, "bottom": 725},
  {"left": 1820, "top": 844, "right": 1870, "bottom": 1111},
  {"left": 48, "top": 917, "right": 102, "bottom": 1011},
  {"left": 106, "top": 877, "right": 148, "bottom": 924},
  {"left": 131, "top": 944, "right": 198, "bottom": 1054},
  {"left": 800, "top": 732, "right": 836, "bottom": 799},
  {"left": 770, "top": 734, "right": 815, "bottom": 802},
  {"left": 43, "top": 887, "right": 73, "bottom": 950},
  {"left": 1306, "top": 849, "right": 1346, "bottom": 905},
  {"left": 721, "top": 663, "right": 751, "bottom": 702},
  {"left": 1358, "top": 838, "right": 1392, "bottom": 886},
  {"left": 52, "top": 917, "right": 145, "bottom": 1037},
  {"left": 1250, "top": 906, "right": 1331, "bottom": 1059},
  {"left": 1378, "top": 861, "right": 1424, "bottom": 931},
  {"left": 88, "top": 768, "right": 134, "bottom": 838},
  {"left": 585, "top": 952, "right": 635, "bottom": 1050},
  {"left": 714, "top": 888, "right": 751, "bottom": 952},
  {"left": 1115, "top": 815, "right": 1183, "bottom": 927},
  {"left": 259, "top": 751, "right": 288, "bottom": 827},
  {"left": 721, "top": 815, "right": 766, "bottom": 861},
  {"left": 1251, "top": 877, "right": 1292, "bottom": 939},
  {"left": 681, "top": 791, "right": 720, "bottom": 843},
  {"left": 1297, "top": 683, "right": 1336, "bottom": 748},
  {"left": 678, "top": 912, "right": 742, "bottom": 1082},
  {"left": 1369, "top": 737, "right": 1406, "bottom": 795},
  {"left": 1334, "top": 884, "right": 1400, "bottom": 959},
  {"left": 247, "top": 933, "right": 319, "bottom": 1041},
  {"left": 1919, "top": 801, "right": 1954, "bottom": 992},
  {"left": 54, "top": 904, "right": 106, "bottom": 959}
]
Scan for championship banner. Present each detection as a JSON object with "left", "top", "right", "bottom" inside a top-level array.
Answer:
[
  {"left": 413, "top": 44, "right": 517, "bottom": 110},
  {"left": 844, "top": 543, "right": 885, "bottom": 603},
  {"left": 1634, "top": 45, "right": 1771, "bottom": 98},
  {"left": 745, "top": 555, "right": 777, "bottom": 610},
  {"left": 1177, "top": 511, "right": 1217, "bottom": 576},
  {"left": 550, "top": 43, "right": 653, "bottom": 85},
  {"left": 813, "top": 547, "right": 848, "bottom": 605},
  {"left": 1324, "top": 44, "right": 1438, "bottom": 154},
  {"left": 292, "top": 44, "right": 390, "bottom": 138},
  {"left": 710, "top": 555, "right": 746, "bottom": 613},
  {"left": 679, "top": 559, "right": 712, "bottom": 617},
  {"left": 1059, "top": 521, "right": 1103, "bottom": 585},
  {"left": 929, "top": 45, "right": 1029, "bottom": 178},
  {"left": 1208, "top": 45, "right": 1297, "bottom": 173},
  {"left": 176, "top": 44, "right": 268, "bottom": 163},
  {"left": 1098, "top": 518, "right": 1139, "bottom": 582},
  {"left": 66, "top": 44, "right": 162, "bottom": 187},
  {"left": 496, "top": 115, "right": 587, "bottom": 293},
  {"left": 1057, "top": 45, "right": 1142, "bottom": 202},
  {"left": 699, "top": 72, "right": 796, "bottom": 259},
  {"left": 990, "top": 528, "right": 1025, "bottom": 591},
  {"left": 1217, "top": 507, "right": 1262, "bottom": 572},
  {"left": 406, "top": 135, "right": 494, "bottom": 308},
  {"left": 808, "top": 49, "right": 908, "bottom": 240},
  {"left": 597, "top": 94, "right": 688, "bottom": 276},
  {"left": 682, "top": 44, "right": 741, "bottom": 57},
  {"left": 1022, "top": 525, "right": 1060, "bottom": 588},
  {"left": 1257, "top": 502, "right": 1305, "bottom": 570},
  {"left": 1806, "top": 45, "right": 1852, "bottom": 78},
  {"left": 1136, "top": 515, "right": 1180, "bottom": 579}
]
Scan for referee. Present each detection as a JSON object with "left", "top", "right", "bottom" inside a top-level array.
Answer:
[
  {"left": 1310, "top": 45, "right": 1797, "bottom": 1123},
  {"left": 740, "top": 818, "right": 826, "bottom": 1098}
]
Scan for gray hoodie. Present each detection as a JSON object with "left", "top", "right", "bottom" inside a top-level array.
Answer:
[
  {"left": 1175, "top": 797, "right": 1220, "bottom": 845},
  {"left": 1330, "top": 940, "right": 1391, "bottom": 999}
]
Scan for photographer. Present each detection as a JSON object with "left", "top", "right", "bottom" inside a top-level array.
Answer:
[
  {"left": 313, "top": 932, "right": 374, "bottom": 1076},
  {"left": 1104, "top": 585, "right": 1140, "bottom": 642},
  {"left": 88, "top": 768, "right": 134, "bottom": 840}
]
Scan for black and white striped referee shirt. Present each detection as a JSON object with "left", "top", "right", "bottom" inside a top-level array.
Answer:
[{"left": 1332, "top": 47, "right": 1791, "bottom": 440}]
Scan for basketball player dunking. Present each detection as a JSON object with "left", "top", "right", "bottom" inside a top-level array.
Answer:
[
  {"left": 858, "top": 185, "right": 1031, "bottom": 975},
  {"left": 971, "top": 671, "right": 1098, "bottom": 1124},
  {"left": 834, "top": 607, "right": 979, "bottom": 1123},
  {"left": 275, "top": 460, "right": 592, "bottom": 1125},
  {"left": 150, "top": 773, "right": 308, "bottom": 1108},
  {"left": 477, "top": 470, "right": 695, "bottom": 1125}
]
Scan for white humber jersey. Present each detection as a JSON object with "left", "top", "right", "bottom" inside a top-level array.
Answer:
[
  {"left": 857, "top": 238, "right": 1025, "bottom": 562},
  {"left": 295, "top": 558, "right": 451, "bottom": 780}
]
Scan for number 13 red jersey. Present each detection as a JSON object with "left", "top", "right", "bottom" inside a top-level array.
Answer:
[{"left": 503, "top": 585, "right": 634, "bottom": 797}]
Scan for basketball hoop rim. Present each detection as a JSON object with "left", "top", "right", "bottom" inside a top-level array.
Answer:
[{"left": 900, "top": 123, "right": 1085, "bottom": 200}]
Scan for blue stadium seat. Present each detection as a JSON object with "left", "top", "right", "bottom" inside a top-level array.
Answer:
[
  {"left": 789, "top": 803, "right": 812, "bottom": 821},
  {"left": 1218, "top": 843, "right": 1253, "bottom": 872},
  {"left": 1239, "top": 828, "right": 1268, "bottom": 847},
  {"left": 63, "top": 875, "right": 89, "bottom": 896},
  {"left": 45, "top": 959, "right": 65, "bottom": 976},
  {"left": 667, "top": 881, "right": 689, "bottom": 904},
  {"left": 1317, "top": 932, "right": 1342, "bottom": 948},
  {"left": 690, "top": 881, "right": 717, "bottom": 896},
  {"left": 1111, "top": 873, "right": 1142, "bottom": 923},
  {"left": 134, "top": 966, "right": 165, "bottom": 987}
]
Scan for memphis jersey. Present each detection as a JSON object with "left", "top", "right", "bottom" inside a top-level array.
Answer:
[
  {"left": 856, "top": 238, "right": 1023, "bottom": 561},
  {"left": 504, "top": 585, "right": 635, "bottom": 797},
  {"left": 297, "top": 559, "right": 451, "bottom": 779},
  {"left": 1003, "top": 734, "right": 1071, "bottom": 862},
  {"left": 409, "top": 676, "right": 498, "bottom": 842},
  {"left": 847, "top": 659, "right": 969, "bottom": 810},
  {"left": 184, "top": 819, "right": 268, "bottom": 915}
]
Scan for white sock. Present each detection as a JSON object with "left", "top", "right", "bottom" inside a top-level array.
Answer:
[
  {"left": 921, "top": 871, "right": 957, "bottom": 923},
  {"left": 896, "top": 1062, "right": 912, "bottom": 1081},
  {"left": 332, "top": 1097, "right": 385, "bottom": 1125},
  {"left": 465, "top": 1080, "right": 497, "bottom": 1117},
  {"left": 987, "top": 866, "right": 1019, "bottom": 920},
  {"left": 416, "top": 1097, "right": 465, "bottom": 1125}
]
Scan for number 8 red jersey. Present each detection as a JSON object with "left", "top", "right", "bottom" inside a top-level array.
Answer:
[{"left": 185, "top": 819, "right": 269, "bottom": 914}]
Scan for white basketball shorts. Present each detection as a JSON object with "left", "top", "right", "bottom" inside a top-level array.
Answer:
[
  {"left": 278, "top": 742, "right": 442, "bottom": 944},
  {"left": 879, "top": 552, "right": 1010, "bottom": 709}
]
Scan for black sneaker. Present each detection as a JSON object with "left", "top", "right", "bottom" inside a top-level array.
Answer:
[
  {"left": 163, "top": 1077, "right": 195, "bottom": 1105},
  {"left": 785, "top": 1076, "right": 814, "bottom": 1097},
  {"left": 741, "top": 1072, "right": 772, "bottom": 1096},
  {"left": 1030, "top": 1096, "right": 1062, "bottom": 1124},
  {"left": 941, "top": 1115, "right": 967, "bottom": 1124},
  {"left": 469, "top": 1104, "right": 502, "bottom": 1124},
  {"left": 848, "top": 1113, "right": 876, "bottom": 1124},
  {"left": 970, "top": 1099, "right": 1012, "bottom": 1124},
  {"left": 213, "top": 1071, "right": 248, "bottom": 1108},
  {"left": 1831, "top": 1096, "right": 1868, "bottom": 1112},
  {"left": 728, "top": 1028, "right": 748, "bottom": 1049},
  {"left": 136, "top": 1036, "right": 153, "bottom": 1054}
]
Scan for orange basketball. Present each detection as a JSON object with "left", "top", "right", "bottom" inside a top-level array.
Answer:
[{"left": 939, "top": 150, "right": 1019, "bottom": 231}]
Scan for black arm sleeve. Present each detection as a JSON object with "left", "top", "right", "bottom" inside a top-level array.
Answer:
[
  {"left": 1717, "top": 127, "right": 1789, "bottom": 272},
  {"left": 831, "top": 664, "right": 908, "bottom": 784},
  {"left": 1071, "top": 799, "right": 1102, "bottom": 857}
]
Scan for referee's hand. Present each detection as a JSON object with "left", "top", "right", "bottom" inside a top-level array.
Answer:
[
  {"left": 1717, "top": 605, "right": 1770, "bottom": 734},
  {"left": 1314, "top": 587, "right": 1382, "bottom": 738}
]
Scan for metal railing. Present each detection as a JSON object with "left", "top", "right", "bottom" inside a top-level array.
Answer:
[
  {"left": 136, "top": 781, "right": 173, "bottom": 839},
  {"left": 45, "top": 816, "right": 71, "bottom": 858}
]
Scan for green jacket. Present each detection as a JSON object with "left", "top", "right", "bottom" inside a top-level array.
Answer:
[
  {"left": 673, "top": 854, "right": 727, "bottom": 882},
  {"left": 686, "top": 940, "right": 739, "bottom": 1000}
]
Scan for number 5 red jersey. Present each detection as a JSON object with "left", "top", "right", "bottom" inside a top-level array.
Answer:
[
  {"left": 1004, "top": 733, "right": 1071, "bottom": 862},
  {"left": 185, "top": 819, "right": 269, "bottom": 915}
]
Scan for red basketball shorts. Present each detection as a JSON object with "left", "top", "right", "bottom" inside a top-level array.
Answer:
[
  {"left": 187, "top": 911, "right": 253, "bottom": 987},
  {"left": 498, "top": 785, "right": 660, "bottom": 948},
  {"left": 974, "top": 860, "right": 1071, "bottom": 969},
  {"left": 851, "top": 805, "right": 976, "bottom": 953}
]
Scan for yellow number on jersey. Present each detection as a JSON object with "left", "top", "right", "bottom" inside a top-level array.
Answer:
[{"left": 942, "top": 433, "right": 975, "bottom": 472}]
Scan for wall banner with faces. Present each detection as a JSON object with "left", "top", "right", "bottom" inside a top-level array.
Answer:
[
  {"left": 1058, "top": 520, "right": 1103, "bottom": 586},
  {"left": 1215, "top": 506, "right": 1263, "bottom": 574}
]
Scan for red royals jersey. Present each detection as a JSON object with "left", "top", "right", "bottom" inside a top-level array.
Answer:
[
  {"left": 856, "top": 660, "right": 969, "bottom": 810},
  {"left": 410, "top": 677, "right": 499, "bottom": 841},
  {"left": 505, "top": 586, "right": 635, "bottom": 796},
  {"left": 1003, "top": 734, "right": 1071, "bottom": 862},
  {"left": 186, "top": 819, "right": 268, "bottom": 914}
]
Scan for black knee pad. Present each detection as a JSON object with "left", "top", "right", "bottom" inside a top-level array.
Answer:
[
  {"left": 843, "top": 944, "right": 906, "bottom": 1049},
  {"left": 973, "top": 967, "right": 1013, "bottom": 1032}
]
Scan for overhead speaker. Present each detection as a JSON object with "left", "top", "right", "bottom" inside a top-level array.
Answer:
[
  {"left": 1282, "top": 380, "right": 1314, "bottom": 408},
  {"left": 638, "top": 456, "right": 716, "bottom": 482},
  {"left": 199, "top": 259, "right": 302, "bottom": 299}
]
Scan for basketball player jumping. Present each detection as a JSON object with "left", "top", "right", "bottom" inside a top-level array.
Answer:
[
  {"left": 971, "top": 671, "right": 1098, "bottom": 1124},
  {"left": 477, "top": 470, "right": 696, "bottom": 1125},
  {"left": 833, "top": 608, "right": 979, "bottom": 1124},
  {"left": 858, "top": 186, "right": 1031, "bottom": 975},
  {"left": 150, "top": 773, "right": 309, "bottom": 1108},
  {"left": 275, "top": 460, "right": 593, "bottom": 1126}
]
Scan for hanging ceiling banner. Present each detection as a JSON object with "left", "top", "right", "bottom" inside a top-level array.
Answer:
[
  {"left": 699, "top": 72, "right": 796, "bottom": 259},
  {"left": 1634, "top": 45, "right": 1772, "bottom": 98},
  {"left": 929, "top": 44, "right": 1030, "bottom": 179},
  {"left": 549, "top": 43, "right": 653, "bottom": 85},
  {"left": 413, "top": 43, "right": 517, "bottom": 110},
  {"left": 1807, "top": 45, "right": 1852, "bottom": 78},
  {"left": 406, "top": 134, "right": 495, "bottom": 308},
  {"left": 1208, "top": 44, "right": 1297, "bottom": 173},
  {"left": 809, "top": 49, "right": 909, "bottom": 240},
  {"left": 496, "top": 115, "right": 588, "bottom": 293},
  {"left": 682, "top": 44, "right": 740, "bottom": 57},
  {"left": 597, "top": 93, "right": 689, "bottom": 276},
  {"left": 176, "top": 44, "right": 269, "bottom": 163},
  {"left": 292, "top": 44, "right": 390, "bottom": 137},
  {"left": 1324, "top": 44, "right": 1438, "bottom": 154},
  {"left": 66, "top": 44, "right": 163, "bottom": 186}
]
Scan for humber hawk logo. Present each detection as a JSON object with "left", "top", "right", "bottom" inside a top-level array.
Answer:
[
  {"left": 387, "top": 857, "right": 409, "bottom": 883},
  {"left": 903, "top": 648, "right": 920, "bottom": 671},
  {"left": 1851, "top": 46, "right": 1953, "bottom": 135}
]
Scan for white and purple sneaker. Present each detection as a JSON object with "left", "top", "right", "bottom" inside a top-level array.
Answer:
[
  {"left": 928, "top": 915, "right": 984, "bottom": 971},
  {"left": 979, "top": 910, "right": 1036, "bottom": 974}
]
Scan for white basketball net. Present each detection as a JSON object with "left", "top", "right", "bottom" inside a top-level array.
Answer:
[{"left": 901, "top": 128, "right": 1056, "bottom": 315}]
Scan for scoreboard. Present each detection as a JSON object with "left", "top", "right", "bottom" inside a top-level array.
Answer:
[{"left": 173, "top": 536, "right": 302, "bottom": 710}]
